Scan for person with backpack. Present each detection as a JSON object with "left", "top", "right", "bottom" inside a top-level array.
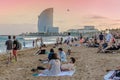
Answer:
[{"left": 13, "top": 36, "right": 18, "bottom": 62}]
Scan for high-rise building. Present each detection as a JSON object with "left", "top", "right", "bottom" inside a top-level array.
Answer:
[{"left": 38, "top": 8, "right": 59, "bottom": 33}]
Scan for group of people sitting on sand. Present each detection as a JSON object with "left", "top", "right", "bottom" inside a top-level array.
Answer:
[
  {"left": 31, "top": 33, "right": 76, "bottom": 76},
  {"left": 78, "top": 30, "right": 120, "bottom": 53},
  {"left": 97, "top": 31, "right": 120, "bottom": 53},
  {"left": 32, "top": 47, "right": 76, "bottom": 76}
]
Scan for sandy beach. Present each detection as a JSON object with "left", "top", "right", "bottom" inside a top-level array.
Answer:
[{"left": 0, "top": 42, "right": 120, "bottom": 80}]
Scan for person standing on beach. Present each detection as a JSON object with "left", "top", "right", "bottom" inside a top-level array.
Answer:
[
  {"left": 13, "top": 36, "right": 18, "bottom": 61},
  {"left": 56, "top": 37, "right": 60, "bottom": 46},
  {"left": 23, "top": 41, "right": 25, "bottom": 47},
  {"left": 33, "top": 40, "right": 35, "bottom": 47},
  {"left": 66, "top": 33, "right": 72, "bottom": 45},
  {"left": 40, "top": 37, "right": 44, "bottom": 47},
  {"left": 60, "top": 37, "right": 63, "bottom": 45},
  {"left": 99, "top": 32, "right": 104, "bottom": 43},
  {"left": 98, "top": 32, "right": 104, "bottom": 53},
  {"left": 5, "top": 35, "right": 13, "bottom": 63},
  {"left": 66, "top": 33, "right": 72, "bottom": 55}
]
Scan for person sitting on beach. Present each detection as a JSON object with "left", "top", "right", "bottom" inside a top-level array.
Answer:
[
  {"left": 39, "top": 48, "right": 54, "bottom": 62},
  {"left": 93, "top": 38, "right": 99, "bottom": 47},
  {"left": 80, "top": 37, "right": 85, "bottom": 45},
  {"left": 97, "top": 39, "right": 120, "bottom": 53},
  {"left": 103, "top": 36, "right": 116, "bottom": 49},
  {"left": 53, "top": 37, "right": 61, "bottom": 48},
  {"left": 55, "top": 37, "right": 60, "bottom": 47},
  {"left": 105, "top": 31, "right": 113, "bottom": 43},
  {"left": 33, "top": 53, "right": 61, "bottom": 76},
  {"left": 61, "top": 57, "right": 76, "bottom": 71},
  {"left": 87, "top": 38, "right": 99, "bottom": 47},
  {"left": 48, "top": 48, "right": 54, "bottom": 60},
  {"left": 83, "top": 37, "right": 89, "bottom": 43},
  {"left": 39, "top": 48, "right": 55, "bottom": 63},
  {"left": 97, "top": 41, "right": 108, "bottom": 53},
  {"left": 58, "top": 48, "right": 67, "bottom": 62},
  {"left": 32, "top": 57, "right": 75, "bottom": 72},
  {"left": 35, "top": 47, "right": 48, "bottom": 55},
  {"left": 106, "top": 44, "right": 120, "bottom": 50}
]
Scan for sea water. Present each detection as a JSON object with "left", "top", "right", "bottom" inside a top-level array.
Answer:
[{"left": 0, "top": 36, "right": 61, "bottom": 54}]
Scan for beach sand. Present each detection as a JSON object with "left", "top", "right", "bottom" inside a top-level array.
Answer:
[{"left": 0, "top": 42, "right": 120, "bottom": 80}]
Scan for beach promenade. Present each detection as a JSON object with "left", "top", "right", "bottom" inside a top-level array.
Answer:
[{"left": 0, "top": 42, "right": 120, "bottom": 80}]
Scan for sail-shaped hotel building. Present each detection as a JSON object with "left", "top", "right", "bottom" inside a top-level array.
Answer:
[{"left": 38, "top": 8, "right": 59, "bottom": 33}]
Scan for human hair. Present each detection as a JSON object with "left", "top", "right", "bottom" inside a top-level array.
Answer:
[
  {"left": 80, "top": 36, "right": 83, "bottom": 39},
  {"left": 50, "top": 48, "right": 54, "bottom": 53},
  {"left": 50, "top": 53, "right": 59, "bottom": 60},
  {"left": 13, "top": 36, "right": 16, "bottom": 39},
  {"left": 68, "top": 33, "right": 71, "bottom": 36},
  {"left": 70, "top": 57, "right": 76, "bottom": 63},
  {"left": 8, "top": 35, "right": 11, "bottom": 39},
  {"left": 100, "top": 32, "right": 102, "bottom": 35},
  {"left": 58, "top": 48, "right": 63, "bottom": 51}
]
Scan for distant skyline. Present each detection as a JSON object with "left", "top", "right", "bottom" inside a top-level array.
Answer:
[{"left": 0, "top": 0, "right": 120, "bottom": 35}]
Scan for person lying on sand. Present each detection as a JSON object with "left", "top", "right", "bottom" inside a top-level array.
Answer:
[{"left": 61, "top": 57, "right": 76, "bottom": 71}]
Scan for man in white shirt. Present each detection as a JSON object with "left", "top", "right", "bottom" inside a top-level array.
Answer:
[
  {"left": 105, "top": 31, "right": 113, "bottom": 43},
  {"left": 65, "top": 33, "right": 72, "bottom": 55}
]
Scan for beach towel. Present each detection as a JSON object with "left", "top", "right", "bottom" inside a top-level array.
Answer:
[
  {"left": 104, "top": 70, "right": 115, "bottom": 80},
  {"left": 32, "top": 70, "right": 75, "bottom": 77},
  {"left": 104, "top": 70, "right": 120, "bottom": 80}
]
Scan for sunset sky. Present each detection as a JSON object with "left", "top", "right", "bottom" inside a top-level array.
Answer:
[{"left": 0, "top": 0, "right": 120, "bottom": 35}]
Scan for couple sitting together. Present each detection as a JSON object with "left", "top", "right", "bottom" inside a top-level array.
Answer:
[
  {"left": 97, "top": 41, "right": 120, "bottom": 53},
  {"left": 32, "top": 51, "right": 76, "bottom": 76},
  {"left": 39, "top": 48, "right": 67, "bottom": 63}
]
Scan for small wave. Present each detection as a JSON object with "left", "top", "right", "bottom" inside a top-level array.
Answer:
[
  {"left": 23, "top": 37, "right": 37, "bottom": 40},
  {"left": 44, "top": 42, "right": 55, "bottom": 44}
]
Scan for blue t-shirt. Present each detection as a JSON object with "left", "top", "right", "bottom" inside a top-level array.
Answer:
[
  {"left": 99, "top": 34, "right": 104, "bottom": 40},
  {"left": 48, "top": 52, "right": 54, "bottom": 60}
]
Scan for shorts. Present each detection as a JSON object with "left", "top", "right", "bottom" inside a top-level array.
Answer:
[
  {"left": 6, "top": 50, "right": 12, "bottom": 57},
  {"left": 13, "top": 50, "right": 17, "bottom": 56}
]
